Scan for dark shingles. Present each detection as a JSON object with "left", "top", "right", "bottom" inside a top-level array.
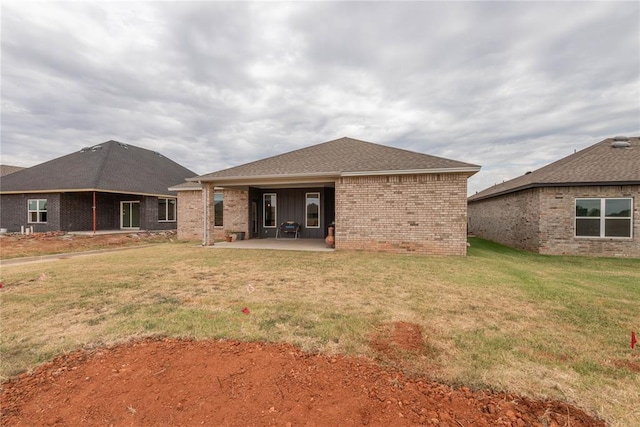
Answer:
[
  {"left": 0, "top": 141, "right": 196, "bottom": 196},
  {"left": 194, "top": 137, "right": 479, "bottom": 181},
  {"left": 468, "top": 137, "right": 640, "bottom": 201}
]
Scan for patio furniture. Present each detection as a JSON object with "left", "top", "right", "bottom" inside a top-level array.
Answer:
[{"left": 276, "top": 221, "right": 301, "bottom": 239}]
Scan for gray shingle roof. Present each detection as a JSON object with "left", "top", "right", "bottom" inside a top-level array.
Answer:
[
  {"left": 193, "top": 137, "right": 479, "bottom": 182},
  {"left": 468, "top": 136, "right": 640, "bottom": 202},
  {"left": 0, "top": 140, "right": 196, "bottom": 196}
]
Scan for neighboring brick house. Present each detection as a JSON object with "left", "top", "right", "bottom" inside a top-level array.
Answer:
[
  {"left": 0, "top": 165, "right": 25, "bottom": 177},
  {"left": 468, "top": 136, "right": 640, "bottom": 257},
  {"left": 176, "top": 137, "right": 480, "bottom": 255},
  {"left": 0, "top": 141, "right": 196, "bottom": 233}
]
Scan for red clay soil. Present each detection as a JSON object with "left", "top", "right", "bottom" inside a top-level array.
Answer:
[
  {"left": 1, "top": 324, "right": 605, "bottom": 427},
  {"left": 0, "top": 231, "right": 176, "bottom": 260}
]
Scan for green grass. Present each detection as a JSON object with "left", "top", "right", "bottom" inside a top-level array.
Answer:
[{"left": 1, "top": 238, "right": 639, "bottom": 426}]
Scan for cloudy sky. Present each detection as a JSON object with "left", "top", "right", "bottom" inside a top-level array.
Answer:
[{"left": 1, "top": 1, "right": 638, "bottom": 194}]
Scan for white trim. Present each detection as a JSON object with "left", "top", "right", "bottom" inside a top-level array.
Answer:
[
  {"left": 27, "top": 198, "right": 48, "bottom": 223},
  {"left": 120, "top": 201, "right": 141, "bottom": 229},
  {"left": 201, "top": 182, "right": 208, "bottom": 246},
  {"left": 263, "top": 193, "right": 277, "bottom": 228},
  {"left": 340, "top": 167, "right": 481, "bottom": 177},
  {"left": 2, "top": 188, "right": 179, "bottom": 198},
  {"left": 213, "top": 192, "right": 224, "bottom": 227},
  {"left": 574, "top": 197, "right": 633, "bottom": 239},
  {"left": 190, "top": 167, "right": 480, "bottom": 184},
  {"left": 305, "top": 192, "right": 321, "bottom": 229},
  {"left": 158, "top": 197, "right": 177, "bottom": 222},
  {"left": 168, "top": 184, "right": 202, "bottom": 191},
  {"left": 189, "top": 172, "right": 339, "bottom": 183}
]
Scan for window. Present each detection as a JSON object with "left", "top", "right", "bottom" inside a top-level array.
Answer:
[
  {"left": 28, "top": 199, "right": 48, "bottom": 223},
  {"left": 214, "top": 193, "right": 223, "bottom": 227},
  {"left": 264, "top": 193, "right": 276, "bottom": 227},
  {"left": 158, "top": 198, "right": 176, "bottom": 222},
  {"left": 306, "top": 192, "right": 320, "bottom": 228},
  {"left": 575, "top": 198, "right": 632, "bottom": 238}
]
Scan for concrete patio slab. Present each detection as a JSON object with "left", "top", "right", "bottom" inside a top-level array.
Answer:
[{"left": 205, "top": 238, "right": 334, "bottom": 252}]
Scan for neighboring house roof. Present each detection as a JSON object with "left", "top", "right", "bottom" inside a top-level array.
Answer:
[
  {"left": 168, "top": 181, "right": 203, "bottom": 192},
  {"left": 0, "top": 165, "right": 25, "bottom": 177},
  {"left": 0, "top": 140, "right": 196, "bottom": 197},
  {"left": 191, "top": 137, "right": 480, "bottom": 185},
  {"left": 469, "top": 136, "right": 640, "bottom": 202}
]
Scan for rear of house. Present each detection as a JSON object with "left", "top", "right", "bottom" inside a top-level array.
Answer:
[
  {"left": 468, "top": 136, "right": 640, "bottom": 257},
  {"left": 176, "top": 137, "right": 480, "bottom": 255}
]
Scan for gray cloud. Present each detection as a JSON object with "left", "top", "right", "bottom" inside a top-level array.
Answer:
[{"left": 1, "top": 1, "right": 638, "bottom": 194}]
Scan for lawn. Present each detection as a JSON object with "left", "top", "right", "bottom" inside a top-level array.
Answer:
[{"left": 1, "top": 238, "right": 638, "bottom": 426}]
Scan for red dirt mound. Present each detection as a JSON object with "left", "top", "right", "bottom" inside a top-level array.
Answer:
[{"left": 1, "top": 337, "right": 604, "bottom": 426}]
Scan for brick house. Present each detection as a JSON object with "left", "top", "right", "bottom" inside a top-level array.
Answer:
[
  {"left": 0, "top": 165, "right": 25, "bottom": 177},
  {"left": 468, "top": 136, "right": 640, "bottom": 257},
  {"left": 175, "top": 137, "right": 480, "bottom": 255},
  {"left": 0, "top": 141, "right": 196, "bottom": 233}
]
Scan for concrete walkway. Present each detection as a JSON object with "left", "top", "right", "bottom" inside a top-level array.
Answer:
[{"left": 206, "top": 238, "right": 334, "bottom": 252}]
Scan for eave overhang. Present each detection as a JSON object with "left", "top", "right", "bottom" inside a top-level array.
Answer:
[
  {"left": 0, "top": 188, "right": 178, "bottom": 198},
  {"left": 340, "top": 167, "right": 481, "bottom": 177},
  {"left": 189, "top": 166, "right": 481, "bottom": 188},
  {"left": 468, "top": 180, "right": 640, "bottom": 202}
]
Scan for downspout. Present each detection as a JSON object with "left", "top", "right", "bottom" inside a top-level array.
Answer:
[{"left": 92, "top": 191, "right": 97, "bottom": 234}]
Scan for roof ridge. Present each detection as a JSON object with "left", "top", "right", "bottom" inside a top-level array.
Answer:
[{"left": 91, "top": 141, "right": 115, "bottom": 188}]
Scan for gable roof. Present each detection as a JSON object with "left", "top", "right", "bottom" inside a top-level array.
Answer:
[
  {"left": 191, "top": 137, "right": 480, "bottom": 185},
  {"left": 469, "top": 136, "right": 640, "bottom": 202},
  {"left": 0, "top": 165, "right": 25, "bottom": 177},
  {"left": 0, "top": 140, "right": 196, "bottom": 197}
]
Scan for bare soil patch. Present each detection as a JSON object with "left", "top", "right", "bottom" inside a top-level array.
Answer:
[
  {"left": 0, "top": 231, "right": 177, "bottom": 259},
  {"left": 2, "top": 332, "right": 604, "bottom": 426}
]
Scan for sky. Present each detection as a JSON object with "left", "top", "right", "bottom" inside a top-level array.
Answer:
[{"left": 1, "top": 1, "right": 638, "bottom": 195}]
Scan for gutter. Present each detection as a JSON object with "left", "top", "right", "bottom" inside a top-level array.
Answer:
[
  {"left": 0, "top": 188, "right": 179, "bottom": 198},
  {"left": 188, "top": 171, "right": 340, "bottom": 183},
  {"left": 468, "top": 180, "right": 640, "bottom": 202},
  {"left": 341, "top": 167, "right": 481, "bottom": 177},
  {"left": 189, "top": 166, "right": 481, "bottom": 184}
]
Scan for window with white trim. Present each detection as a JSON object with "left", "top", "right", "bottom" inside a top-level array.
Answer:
[
  {"left": 158, "top": 198, "right": 176, "bottom": 222},
  {"left": 28, "top": 199, "right": 48, "bottom": 223},
  {"left": 575, "top": 198, "right": 632, "bottom": 238},
  {"left": 214, "top": 193, "right": 223, "bottom": 227},
  {"left": 306, "top": 192, "right": 320, "bottom": 228},
  {"left": 264, "top": 193, "right": 276, "bottom": 228}
]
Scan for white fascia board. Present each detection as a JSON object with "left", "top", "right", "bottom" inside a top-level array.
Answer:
[
  {"left": 0, "top": 188, "right": 178, "bottom": 198},
  {"left": 192, "top": 172, "right": 340, "bottom": 186},
  {"left": 340, "top": 167, "right": 481, "bottom": 177},
  {"left": 168, "top": 184, "right": 202, "bottom": 191}
]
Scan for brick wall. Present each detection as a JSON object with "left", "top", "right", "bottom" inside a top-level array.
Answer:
[
  {"left": 223, "top": 189, "right": 249, "bottom": 237},
  {"left": 467, "top": 189, "right": 541, "bottom": 252},
  {"left": 196, "top": 185, "right": 250, "bottom": 245},
  {"left": 176, "top": 189, "right": 203, "bottom": 241},
  {"left": 539, "top": 185, "right": 639, "bottom": 257},
  {"left": 468, "top": 185, "right": 640, "bottom": 257},
  {"left": 335, "top": 173, "right": 470, "bottom": 255},
  {"left": 60, "top": 192, "right": 93, "bottom": 230},
  {"left": 0, "top": 193, "right": 61, "bottom": 232}
]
